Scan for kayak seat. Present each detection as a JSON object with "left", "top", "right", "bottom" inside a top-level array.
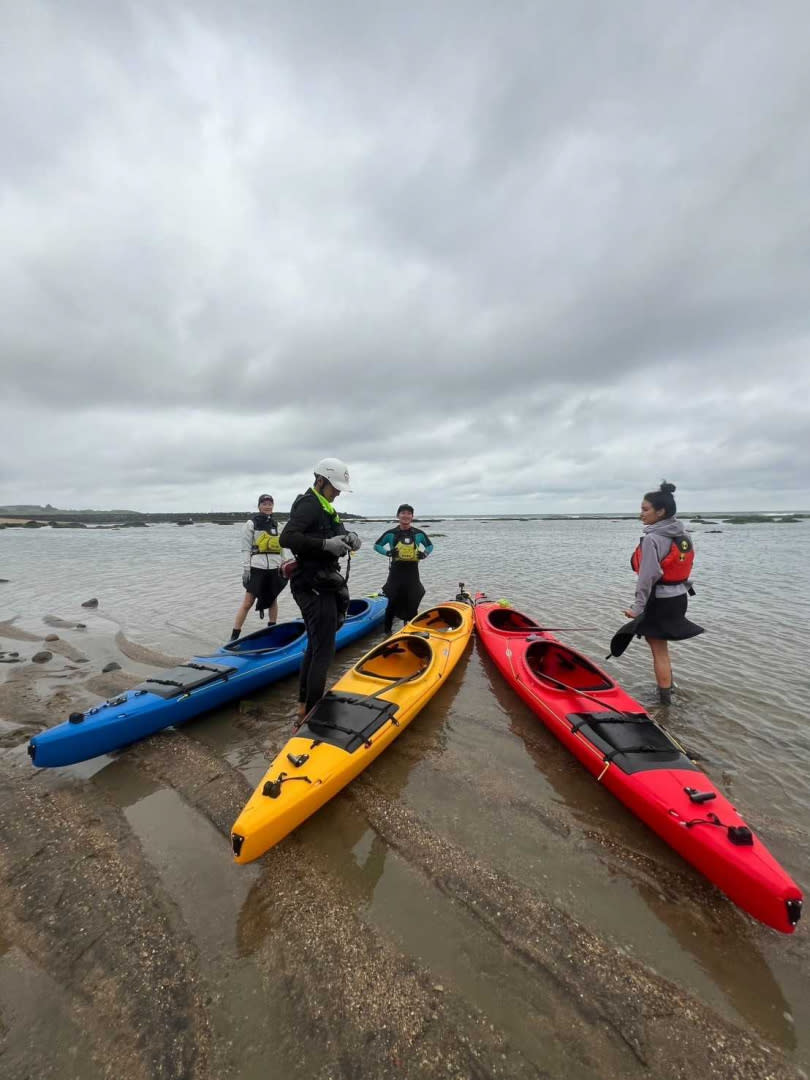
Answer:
[
  {"left": 132, "top": 662, "right": 238, "bottom": 700},
  {"left": 298, "top": 693, "right": 399, "bottom": 753},
  {"left": 487, "top": 609, "right": 542, "bottom": 632},
  {"left": 355, "top": 636, "right": 432, "bottom": 682},
  {"left": 411, "top": 607, "right": 465, "bottom": 632},
  {"left": 567, "top": 711, "right": 698, "bottom": 774},
  {"left": 526, "top": 642, "right": 611, "bottom": 692}
]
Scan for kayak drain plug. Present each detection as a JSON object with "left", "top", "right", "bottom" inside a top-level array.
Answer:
[
  {"left": 68, "top": 712, "right": 85, "bottom": 725},
  {"left": 287, "top": 753, "right": 309, "bottom": 768}
]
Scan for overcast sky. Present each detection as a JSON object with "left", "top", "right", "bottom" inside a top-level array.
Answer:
[{"left": 2, "top": 1, "right": 809, "bottom": 515}]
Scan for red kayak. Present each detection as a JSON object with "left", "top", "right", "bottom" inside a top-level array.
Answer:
[{"left": 473, "top": 597, "right": 803, "bottom": 934}]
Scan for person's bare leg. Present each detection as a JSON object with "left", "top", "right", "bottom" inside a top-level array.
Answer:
[
  {"left": 266, "top": 598, "right": 279, "bottom": 625},
  {"left": 646, "top": 637, "right": 673, "bottom": 702},
  {"left": 233, "top": 593, "right": 255, "bottom": 630},
  {"left": 231, "top": 593, "right": 255, "bottom": 639}
]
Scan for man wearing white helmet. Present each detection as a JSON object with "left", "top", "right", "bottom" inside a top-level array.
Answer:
[{"left": 280, "top": 458, "right": 362, "bottom": 721}]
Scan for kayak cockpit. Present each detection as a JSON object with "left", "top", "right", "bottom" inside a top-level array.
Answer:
[
  {"left": 525, "top": 641, "right": 612, "bottom": 692},
  {"left": 223, "top": 621, "right": 306, "bottom": 654},
  {"left": 411, "top": 606, "right": 465, "bottom": 632},
  {"left": 294, "top": 637, "right": 433, "bottom": 754},
  {"left": 344, "top": 598, "right": 373, "bottom": 620},
  {"left": 486, "top": 608, "right": 542, "bottom": 632},
  {"left": 356, "top": 635, "right": 433, "bottom": 683}
]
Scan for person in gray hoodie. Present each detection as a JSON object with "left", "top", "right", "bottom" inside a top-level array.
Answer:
[{"left": 623, "top": 481, "right": 704, "bottom": 704}]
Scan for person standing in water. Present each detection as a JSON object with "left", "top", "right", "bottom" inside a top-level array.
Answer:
[
  {"left": 230, "top": 494, "right": 291, "bottom": 641},
  {"left": 280, "top": 458, "right": 362, "bottom": 722},
  {"left": 623, "top": 481, "right": 704, "bottom": 704},
  {"left": 374, "top": 504, "right": 433, "bottom": 635}
]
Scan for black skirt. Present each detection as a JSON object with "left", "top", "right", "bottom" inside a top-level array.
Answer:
[
  {"left": 636, "top": 593, "right": 704, "bottom": 641},
  {"left": 247, "top": 568, "right": 288, "bottom": 612}
]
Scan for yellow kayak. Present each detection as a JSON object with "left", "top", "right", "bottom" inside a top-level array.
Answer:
[{"left": 231, "top": 600, "right": 473, "bottom": 863}]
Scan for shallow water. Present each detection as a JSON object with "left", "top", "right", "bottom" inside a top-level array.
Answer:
[{"left": 1, "top": 516, "right": 809, "bottom": 1071}]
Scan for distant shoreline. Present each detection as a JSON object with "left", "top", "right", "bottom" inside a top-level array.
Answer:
[{"left": 2, "top": 508, "right": 808, "bottom": 529}]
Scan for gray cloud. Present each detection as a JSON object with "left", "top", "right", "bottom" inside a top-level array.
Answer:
[{"left": 2, "top": 1, "right": 809, "bottom": 513}]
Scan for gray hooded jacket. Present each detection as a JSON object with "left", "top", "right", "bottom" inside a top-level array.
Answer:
[{"left": 628, "top": 516, "right": 694, "bottom": 616}]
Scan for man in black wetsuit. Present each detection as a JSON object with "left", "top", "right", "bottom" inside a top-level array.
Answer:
[{"left": 280, "top": 458, "right": 362, "bottom": 722}]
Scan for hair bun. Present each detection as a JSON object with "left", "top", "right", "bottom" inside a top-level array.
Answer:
[{"left": 659, "top": 480, "right": 676, "bottom": 494}]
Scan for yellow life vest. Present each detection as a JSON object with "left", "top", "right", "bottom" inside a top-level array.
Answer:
[
  {"left": 255, "top": 531, "right": 282, "bottom": 555},
  {"left": 394, "top": 534, "right": 419, "bottom": 562}
]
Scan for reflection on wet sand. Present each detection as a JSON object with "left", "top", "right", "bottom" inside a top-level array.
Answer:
[{"left": 632, "top": 875, "right": 796, "bottom": 1050}]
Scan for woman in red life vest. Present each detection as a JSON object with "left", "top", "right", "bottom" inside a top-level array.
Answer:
[{"left": 623, "top": 481, "right": 704, "bottom": 705}]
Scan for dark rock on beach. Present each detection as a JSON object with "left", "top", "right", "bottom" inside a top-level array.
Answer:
[
  {"left": 31, "top": 651, "right": 53, "bottom": 663},
  {"left": 102, "top": 661, "right": 122, "bottom": 673},
  {"left": 44, "top": 633, "right": 59, "bottom": 641},
  {"left": 81, "top": 598, "right": 99, "bottom": 608}
]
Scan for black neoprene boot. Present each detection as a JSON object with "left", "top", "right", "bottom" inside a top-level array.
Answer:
[
  {"left": 230, "top": 628, "right": 241, "bottom": 641},
  {"left": 658, "top": 686, "right": 672, "bottom": 706}
]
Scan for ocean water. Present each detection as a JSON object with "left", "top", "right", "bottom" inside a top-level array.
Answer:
[{"left": 1, "top": 515, "right": 809, "bottom": 1067}]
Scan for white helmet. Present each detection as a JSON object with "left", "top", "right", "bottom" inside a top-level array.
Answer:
[{"left": 313, "top": 457, "right": 353, "bottom": 492}]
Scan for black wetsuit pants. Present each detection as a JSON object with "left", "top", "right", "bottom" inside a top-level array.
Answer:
[
  {"left": 292, "top": 585, "right": 341, "bottom": 711},
  {"left": 383, "top": 565, "right": 424, "bottom": 633}
]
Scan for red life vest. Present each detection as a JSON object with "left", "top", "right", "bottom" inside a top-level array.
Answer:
[{"left": 631, "top": 535, "right": 694, "bottom": 584}]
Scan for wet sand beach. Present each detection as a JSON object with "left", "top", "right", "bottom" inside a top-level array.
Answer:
[
  {"left": 1, "top": 518, "right": 808, "bottom": 1078},
  {"left": 0, "top": 611, "right": 807, "bottom": 1080}
]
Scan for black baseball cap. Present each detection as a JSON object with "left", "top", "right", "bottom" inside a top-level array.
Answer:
[
  {"left": 396, "top": 503, "right": 414, "bottom": 514},
  {"left": 258, "top": 494, "right": 274, "bottom": 505}
]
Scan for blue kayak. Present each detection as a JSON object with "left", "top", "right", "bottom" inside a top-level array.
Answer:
[{"left": 28, "top": 595, "right": 387, "bottom": 767}]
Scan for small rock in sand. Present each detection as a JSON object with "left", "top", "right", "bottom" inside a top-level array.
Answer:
[
  {"left": 44, "top": 634, "right": 59, "bottom": 642},
  {"left": 81, "top": 598, "right": 99, "bottom": 608},
  {"left": 102, "top": 662, "right": 122, "bottom": 673},
  {"left": 32, "top": 651, "right": 53, "bottom": 663}
]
